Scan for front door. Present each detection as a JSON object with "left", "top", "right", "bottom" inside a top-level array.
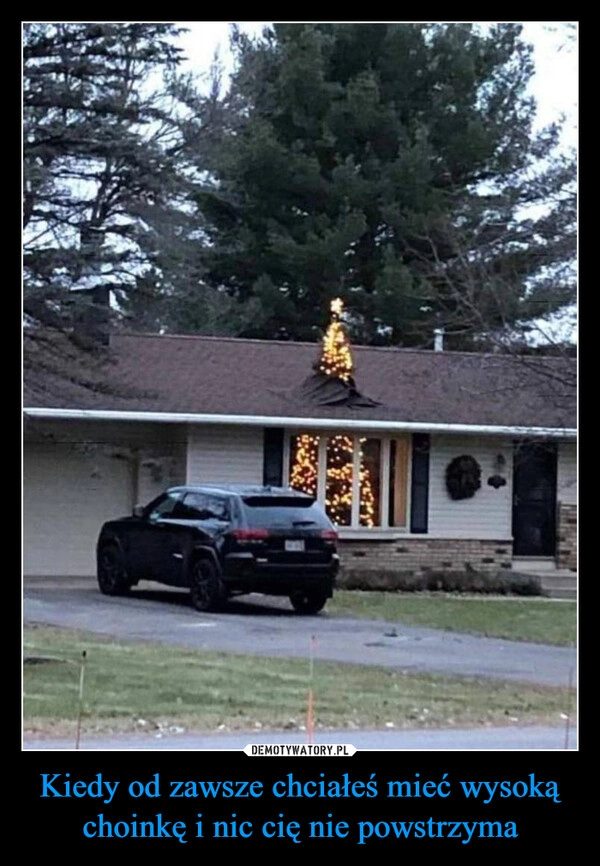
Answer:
[{"left": 512, "top": 442, "right": 557, "bottom": 557}]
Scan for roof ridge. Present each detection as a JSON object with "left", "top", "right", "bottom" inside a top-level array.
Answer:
[
  {"left": 113, "top": 331, "right": 535, "bottom": 360},
  {"left": 114, "top": 332, "right": 319, "bottom": 348}
]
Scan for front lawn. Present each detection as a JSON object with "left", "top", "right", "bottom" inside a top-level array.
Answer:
[
  {"left": 327, "top": 591, "right": 576, "bottom": 646},
  {"left": 23, "top": 624, "right": 574, "bottom": 739}
]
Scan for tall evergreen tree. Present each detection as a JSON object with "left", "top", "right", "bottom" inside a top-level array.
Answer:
[
  {"left": 23, "top": 23, "right": 187, "bottom": 338},
  {"left": 194, "top": 23, "right": 576, "bottom": 348}
]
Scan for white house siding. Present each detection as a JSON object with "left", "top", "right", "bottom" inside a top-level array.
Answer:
[
  {"left": 23, "top": 419, "right": 187, "bottom": 576},
  {"left": 427, "top": 435, "right": 513, "bottom": 539},
  {"left": 186, "top": 425, "right": 264, "bottom": 485},
  {"left": 339, "top": 434, "right": 514, "bottom": 581},
  {"left": 134, "top": 429, "right": 187, "bottom": 505}
]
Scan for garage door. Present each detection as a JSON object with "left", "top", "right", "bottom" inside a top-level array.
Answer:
[{"left": 23, "top": 443, "right": 134, "bottom": 576}]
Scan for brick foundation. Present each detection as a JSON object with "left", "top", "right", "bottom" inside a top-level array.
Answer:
[
  {"left": 556, "top": 503, "right": 577, "bottom": 571},
  {"left": 339, "top": 537, "right": 513, "bottom": 579}
]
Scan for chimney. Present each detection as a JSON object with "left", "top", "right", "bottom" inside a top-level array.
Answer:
[{"left": 433, "top": 328, "right": 444, "bottom": 352}]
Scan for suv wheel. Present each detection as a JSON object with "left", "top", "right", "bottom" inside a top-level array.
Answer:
[
  {"left": 189, "top": 558, "right": 226, "bottom": 612},
  {"left": 289, "top": 590, "right": 328, "bottom": 615},
  {"left": 97, "top": 545, "right": 130, "bottom": 596}
]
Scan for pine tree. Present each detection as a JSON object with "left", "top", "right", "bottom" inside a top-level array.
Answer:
[
  {"left": 195, "top": 23, "right": 576, "bottom": 349},
  {"left": 23, "top": 23, "right": 186, "bottom": 337}
]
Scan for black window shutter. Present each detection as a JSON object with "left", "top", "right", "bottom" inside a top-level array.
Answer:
[
  {"left": 410, "top": 433, "right": 430, "bottom": 533},
  {"left": 263, "top": 428, "right": 284, "bottom": 487}
]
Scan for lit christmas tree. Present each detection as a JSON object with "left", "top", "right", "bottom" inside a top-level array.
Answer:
[
  {"left": 289, "top": 433, "right": 319, "bottom": 497},
  {"left": 325, "top": 434, "right": 353, "bottom": 525},
  {"left": 319, "top": 298, "right": 353, "bottom": 382},
  {"left": 359, "top": 437, "right": 377, "bottom": 527},
  {"left": 290, "top": 299, "right": 377, "bottom": 527}
]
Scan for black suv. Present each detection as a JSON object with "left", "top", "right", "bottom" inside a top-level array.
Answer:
[{"left": 96, "top": 485, "right": 340, "bottom": 614}]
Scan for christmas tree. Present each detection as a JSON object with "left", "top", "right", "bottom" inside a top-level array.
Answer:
[
  {"left": 318, "top": 298, "right": 353, "bottom": 382},
  {"left": 289, "top": 434, "right": 319, "bottom": 497}
]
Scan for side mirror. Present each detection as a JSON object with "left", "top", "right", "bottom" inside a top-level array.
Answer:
[{"left": 133, "top": 505, "right": 145, "bottom": 519}]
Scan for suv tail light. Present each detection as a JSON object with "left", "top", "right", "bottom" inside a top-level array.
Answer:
[
  {"left": 231, "top": 529, "right": 270, "bottom": 541},
  {"left": 321, "top": 530, "right": 338, "bottom": 541}
]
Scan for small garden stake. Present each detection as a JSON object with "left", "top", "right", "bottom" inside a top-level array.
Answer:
[
  {"left": 75, "top": 650, "right": 87, "bottom": 750},
  {"left": 307, "top": 635, "right": 317, "bottom": 744},
  {"left": 564, "top": 666, "right": 575, "bottom": 750}
]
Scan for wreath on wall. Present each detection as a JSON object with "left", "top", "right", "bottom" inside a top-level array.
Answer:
[{"left": 445, "top": 455, "right": 481, "bottom": 500}]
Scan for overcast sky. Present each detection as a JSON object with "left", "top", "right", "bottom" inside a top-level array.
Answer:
[{"left": 176, "top": 21, "right": 577, "bottom": 149}]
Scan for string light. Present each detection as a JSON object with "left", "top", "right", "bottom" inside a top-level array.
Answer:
[
  {"left": 289, "top": 434, "right": 319, "bottom": 497},
  {"left": 318, "top": 298, "right": 353, "bottom": 382},
  {"left": 290, "top": 435, "right": 376, "bottom": 526},
  {"left": 290, "top": 300, "right": 377, "bottom": 527},
  {"left": 359, "top": 437, "right": 376, "bottom": 527}
]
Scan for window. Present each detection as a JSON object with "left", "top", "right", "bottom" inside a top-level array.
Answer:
[
  {"left": 288, "top": 433, "right": 410, "bottom": 529},
  {"left": 177, "top": 492, "right": 209, "bottom": 519},
  {"left": 241, "top": 496, "right": 331, "bottom": 529},
  {"left": 146, "top": 491, "right": 181, "bottom": 521},
  {"left": 176, "top": 493, "right": 230, "bottom": 521}
]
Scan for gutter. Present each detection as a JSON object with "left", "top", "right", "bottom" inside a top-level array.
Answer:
[{"left": 23, "top": 407, "right": 577, "bottom": 439}]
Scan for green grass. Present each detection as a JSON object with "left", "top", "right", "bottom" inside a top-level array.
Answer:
[
  {"left": 327, "top": 591, "right": 576, "bottom": 646},
  {"left": 23, "top": 624, "right": 574, "bottom": 738}
]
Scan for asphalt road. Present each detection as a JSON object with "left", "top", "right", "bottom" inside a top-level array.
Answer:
[{"left": 24, "top": 725, "right": 575, "bottom": 751}]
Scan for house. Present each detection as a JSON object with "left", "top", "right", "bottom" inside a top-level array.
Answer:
[{"left": 23, "top": 319, "right": 576, "bottom": 581}]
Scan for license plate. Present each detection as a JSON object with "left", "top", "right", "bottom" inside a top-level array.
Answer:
[{"left": 285, "top": 540, "right": 305, "bottom": 552}]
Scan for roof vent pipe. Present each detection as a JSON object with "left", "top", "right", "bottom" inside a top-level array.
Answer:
[{"left": 433, "top": 328, "right": 444, "bottom": 352}]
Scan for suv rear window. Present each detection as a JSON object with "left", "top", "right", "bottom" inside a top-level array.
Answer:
[{"left": 241, "top": 497, "right": 331, "bottom": 529}]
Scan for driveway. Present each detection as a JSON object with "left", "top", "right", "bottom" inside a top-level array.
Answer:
[{"left": 23, "top": 578, "right": 576, "bottom": 688}]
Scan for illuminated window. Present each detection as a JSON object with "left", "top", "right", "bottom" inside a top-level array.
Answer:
[
  {"left": 360, "top": 438, "right": 381, "bottom": 527},
  {"left": 325, "top": 435, "right": 354, "bottom": 526},
  {"left": 288, "top": 433, "right": 410, "bottom": 529},
  {"left": 289, "top": 434, "right": 319, "bottom": 498}
]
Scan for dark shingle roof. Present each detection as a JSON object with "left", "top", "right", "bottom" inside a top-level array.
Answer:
[{"left": 23, "top": 332, "right": 576, "bottom": 430}]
